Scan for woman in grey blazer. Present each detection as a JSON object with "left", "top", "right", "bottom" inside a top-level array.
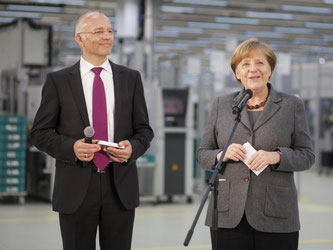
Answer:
[{"left": 197, "top": 38, "right": 315, "bottom": 250}]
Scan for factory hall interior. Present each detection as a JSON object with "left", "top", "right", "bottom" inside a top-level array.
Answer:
[{"left": 0, "top": 0, "right": 333, "bottom": 250}]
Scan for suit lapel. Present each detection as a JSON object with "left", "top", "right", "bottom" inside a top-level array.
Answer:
[
  {"left": 110, "top": 61, "right": 124, "bottom": 139},
  {"left": 253, "top": 85, "right": 282, "bottom": 131},
  {"left": 68, "top": 62, "right": 90, "bottom": 127}
]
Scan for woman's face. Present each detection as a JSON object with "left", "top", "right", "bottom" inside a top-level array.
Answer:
[{"left": 235, "top": 50, "right": 272, "bottom": 92}]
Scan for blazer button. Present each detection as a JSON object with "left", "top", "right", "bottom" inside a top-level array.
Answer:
[
  {"left": 243, "top": 177, "right": 250, "bottom": 182},
  {"left": 248, "top": 131, "right": 252, "bottom": 137}
]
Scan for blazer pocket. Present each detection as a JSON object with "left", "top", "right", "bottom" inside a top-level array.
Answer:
[
  {"left": 217, "top": 179, "right": 230, "bottom": 212},
  {"left": 264, "top": 184, "right": 292, "bottom": 219}
]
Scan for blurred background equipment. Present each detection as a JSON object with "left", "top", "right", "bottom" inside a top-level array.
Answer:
[
  {"left": 0, "top": 115, "right": 27, "bottom": 204},
  {"left": 0, "top": 1, "right": 333, "bottom": 249},
  {"left": 0, "top": 18, "right": 51, "bottom": 203},
  {"left": 0, "top": 0, "right": 332, "bottom": 201}
]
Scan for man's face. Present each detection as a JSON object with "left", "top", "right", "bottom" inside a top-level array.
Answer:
[{"left": 77, "top": 14, "right": 114, "bottom": 60}]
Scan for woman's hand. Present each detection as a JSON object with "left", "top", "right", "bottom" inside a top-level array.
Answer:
[
  {"left": 217, "top": 143, "right": 247, "bottom": 162},
  {"left": 248, "top": 150, "right": 281, "bottom": 170}
]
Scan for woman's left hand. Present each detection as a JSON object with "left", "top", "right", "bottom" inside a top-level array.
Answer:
[{"left": 248, "top": 150, "right": 281, "bottom": 170}]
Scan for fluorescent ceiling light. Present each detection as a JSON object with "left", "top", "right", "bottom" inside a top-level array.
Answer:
[
  {"left": 161, "top": 6, "right": 195, "bottom": 13},
  {"left": 323, "top": 0, "right": 333, "bottom": 4},
  {"left": 274, "top": 27, "right": 313, "bottom": 34},
  {"left": 0, "top": 11, "right": 40, "bottom": 18},
  {"left": 154, "top": 30, "right": 179, "bottom": 37},
  {"left": 305, "top": 22, "right": 333, "bottom": 29},
  {"left": 197, "top": 37, "right": 226, "bottom": 43},
  {"left": 8, "top": 5, "right": 61, "bottom": 13},
  {"left": 238, "top": 34, "right": 257, "bottom": 41},
  {"left": 28, "top": 0, "right": 84, "bottom": 5},
  {"left": 172, "top": 0, "right": 227, "bottom": 7},
  {"left": 294, "top": 38, "right": 328, "bottom": 45},
  {"left": 311, "top": 47, "right": 333, "bottom": 53},
  {"left": 188, "top": 21, "right": 230, "bottom": 30},
  {"left": 215, "top": 17, "right": 259, "bottom": 25},
  {"left": 162, "top": 26, "right": 203, "bottom": 34},
  {"left": 267, "top": 41, "right": 293, "bottom": 47},
  {"left": 282, "top": 5, "right": 331, "bottom": 14},
  {"left": 175, "top": 40, "right": 210, "bottom": 47},
  {"left": 246, "top": 11, "right": 293, "bottom": 20},
  {"left": 245, "top": 31, "right": 284, "bottom": 38}
]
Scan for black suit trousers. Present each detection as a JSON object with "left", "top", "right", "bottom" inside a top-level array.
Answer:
[
  {"left": 59, "top": 166, "right": 135, "bottom": 250},
  {"left": 211, "top": 214, "right": 299, "bottom": 250}
]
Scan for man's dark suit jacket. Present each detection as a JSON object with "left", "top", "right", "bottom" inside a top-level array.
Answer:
[{"left": 30, "top": 60, "right": 154, "bottom": 214}]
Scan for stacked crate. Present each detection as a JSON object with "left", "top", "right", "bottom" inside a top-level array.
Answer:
[{"left": 0, "top": 115, "right": 27, "bottom": 201}]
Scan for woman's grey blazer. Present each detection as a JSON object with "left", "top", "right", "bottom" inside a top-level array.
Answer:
[{"left": 197, "top": 84, "right": 315, "bottom": 233}]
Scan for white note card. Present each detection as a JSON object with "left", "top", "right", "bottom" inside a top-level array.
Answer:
[{"left": 242, "top": 142, "right": 268, "bottom": 176}]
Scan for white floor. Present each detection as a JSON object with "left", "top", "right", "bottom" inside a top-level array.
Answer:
[{"left": 0, "top": 171, "right": 333, "bottom": 250}]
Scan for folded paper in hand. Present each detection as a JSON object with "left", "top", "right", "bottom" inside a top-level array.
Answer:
[{"left": 242, "top": 142, "right": 268, "bottom": 176}]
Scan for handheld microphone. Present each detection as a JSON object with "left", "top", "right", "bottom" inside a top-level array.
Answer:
[
  {"left": 232, "top": 89, "right": 253, "bottom": 114},
  {"left": 83, "top": 126, "right": 95, "bottom": 166},
  {"left": 84, "top": 126, "right": 95, "bottom": 144}
]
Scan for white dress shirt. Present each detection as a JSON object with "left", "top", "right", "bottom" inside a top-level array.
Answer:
[{"left": 80, "top": 56, "right": 115, "bottom": 142}]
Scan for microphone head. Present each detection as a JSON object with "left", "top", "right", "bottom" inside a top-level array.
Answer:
[
  {"left": 84, "top": 126, "right": 95, "bottom": 138},
  {"left": 244, "top": 89, "right": 253, "bottom": 98}
]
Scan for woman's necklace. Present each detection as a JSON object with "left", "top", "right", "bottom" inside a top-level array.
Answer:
[{"left": 247, "top": 91, "right": 269, "bottom": 110}]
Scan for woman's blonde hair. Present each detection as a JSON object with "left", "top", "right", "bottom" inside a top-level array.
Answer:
[{"left": 230, "top": 38, "right": 277, "bottom": 83}]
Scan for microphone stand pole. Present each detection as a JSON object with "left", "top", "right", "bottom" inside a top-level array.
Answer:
[{"left": 184, "top": 111, "right": 242, "bottom": 247}]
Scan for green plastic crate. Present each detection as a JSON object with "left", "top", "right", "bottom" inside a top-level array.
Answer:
[
  {"left": 0, "top": 167, "right": 25, "bottom": 177},
  {"left": 0, "top": 124, "right": 27, "bottom": 133},
  {"left": 0, "top": 142, "right": 26, "bottom": 151},
  {"left": 0, "top": 151, "right": 26, "bottom": 159},
  {"left": 0, "top": 159, "right": 25, "bottom": 168},
  {"left": 0, "top": 184, "right": 25, "bottom": 193},
  {"left": 0, "top": 176, "right": 25, "bottom": 185},
  {"left": 0, "top": 133, "right": 27, "bottom": 142},
  {"left": 0, "top": 116, "right": 27, "bottom": 125}
]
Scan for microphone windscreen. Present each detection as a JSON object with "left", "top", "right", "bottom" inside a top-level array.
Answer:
[
  {"left": 244, "top": 89, "right": 253, "bottom": 98},
  {"left": 84, "top": 126, "right": 95, "bottom": 138}
]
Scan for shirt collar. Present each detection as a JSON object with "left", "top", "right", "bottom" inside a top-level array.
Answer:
[{"left": 80, "top": 56, "right": 112, "bottom": 76}]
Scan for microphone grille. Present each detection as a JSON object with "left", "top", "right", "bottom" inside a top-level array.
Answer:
[
  {"left": 245, "top": 89, "right": 253, "bottom": 98},
  {"left": 84, "top": 126, "right": 95, "bottom": 138}
]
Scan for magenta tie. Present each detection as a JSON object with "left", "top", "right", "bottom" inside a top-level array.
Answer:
[{"left": 92, "top": 67, "right": 109, "bottom": 170}]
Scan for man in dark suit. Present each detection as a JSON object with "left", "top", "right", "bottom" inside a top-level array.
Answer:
[{"left": 30, "top": 11, "right": 154, "bottom": 250}]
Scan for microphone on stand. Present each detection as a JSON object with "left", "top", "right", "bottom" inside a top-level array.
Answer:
[
  {"left": 232, "top": 89, "right": 253, "bottom": 114},
  {"left": 83, "top": 126, "right": 95, "bottom": 166}
]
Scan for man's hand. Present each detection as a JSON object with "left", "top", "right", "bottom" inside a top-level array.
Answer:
[
  {"left": 104, "top": 140, "right": 132, "bottom": 163},
  {"left": 74, "top": 139, "right": 101, "bottom": 162}
]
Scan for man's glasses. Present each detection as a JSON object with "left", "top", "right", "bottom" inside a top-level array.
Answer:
[{"left": 77, "top": 29, "right": 117, "bottom": 36}]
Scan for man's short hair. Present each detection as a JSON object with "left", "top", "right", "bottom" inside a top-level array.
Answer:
[{"left": 74, "top": 11, "right": 106, "bottom": 34}]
